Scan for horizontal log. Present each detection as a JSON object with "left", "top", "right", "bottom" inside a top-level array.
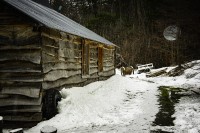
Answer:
[
  {"left": 0, "top": 60, "right": 41, "bottom": 72},
  {"left": 42, "top": 30, "right": 82, "bottom": 45},
  {"left": 0, "top": 69, "right": 41, "bottom": 73},
  {"left": 90, "top": 65, "right": 98, "bottom": 69},
  {"left": 103, "top": 57, "right": 113, "bottom": 60},
  {"left": 83, "top": 78, "right": 99, "bottom": 86},
  {"left": 0, "top": 94, "right": 42, "bottom": 107},
  {"left": 41, "top": 28, "right": 62, "bottom": 40},
  {"left": 0, "top": 78, "right": 43, "bottom": 82},
  {"left": 0, "top": 72, "right": 42, "bottom": 80},
  {"left": 42, "top": 52, "right": 63, "bottom": 63},
  {"left": 99, "top": 76, "right": 112, "bottom": 81},
  {"left": 42, "top": 32, "right": 70, "bottom": 43},
  {"left": 59, "top": 40, "right": 74, "bottom": 49},
  {"left": 0, "top": 25, "right": 38, "bottom": 38},
  {"left": 43, "top": 62, "right": 81, "bottom": 73},
  {"left": 89, "top": 72, "right": 99, "bottom": 79},
  {"left": 43, "top": 44, "right": 58, "bottom": 57},
  {"left": 42, "top": 74, "right": 87, "bottom": 90},
  {"left": 104, "top": 60, "right": 114, "bottom": 64},
  {"left": 42, "top": 52, "right": 81, "bottom": 63},
  {"left": 43, "top": 44, "right": 58, "bottom": 49},
  {"left": 0, "top": 94, "right": 9, "bottom": 99},
  {"left": 0, "top": 49, "right": 41, "bottom": 64},
  {"left": 15, "top": 27, "right": 39, "bottom": 39},
  {"left": 0, "top": 35, "right": 41, "bottom": 46},
  {"left": 58, "top": 47, "right": 75, "bottom": 59},
  {"left": 43, "top": 46, "right": 81, "bottom": 59},
  {"left": 89, "top": 68, "right": 98, "bottom": 75},
  {"left": 0, "top": 105, "right": 42, "bottom": 113},
  {"left": 44, "top": 69, "right": 81, "bottom": 81},
  {"left": 0, "top": 86, "right": 41, "bottom": 98},
  {"left": 60, "top": 31, "right": 73, "bottom": 41},
  {"left": 90, "top": 48, "right": 98, "bottom": 53},
  {"left": 103, "top": 66, "right": 115, "bottom": 71},
  {"left": 73, "top": 37, "right": 82, "bottom": 45},
  {"left": 0, "top": 44, "right": 41, "bottom": 50},
  {"left": 90, "top": 60, "right": 98, "bottom": 63},
  {"left": 0, "top": 81, "right": 41, "bottom": 88},
  {"left": 2, "top": 112, "right": 42, "bottom": 122},
  {"left": 42, "top": 35, "right": 58, "bottom": 47},
  {"left": 99, "top": 69, "right": 115, "bottom": 77}
]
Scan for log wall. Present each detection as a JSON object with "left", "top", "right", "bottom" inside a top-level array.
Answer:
[
  {"left": 41, "top": 28, "right": 84, "bottom": 90},
  {"left": 41, "top": 28, "right": 115, "bottom": 90},
  {"left": 0, "top": 25, "right": 43, "bottom": 122}
]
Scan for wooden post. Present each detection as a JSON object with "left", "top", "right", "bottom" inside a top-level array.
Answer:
[
  {"left": 9, "top": 128, "right": 23, "bottom": 133},
  {"left": 0, "top": 116, "right": 3, "bottom": 133},
  {"left": 40, "top": 126, "right": 57, "bottom": 133}
]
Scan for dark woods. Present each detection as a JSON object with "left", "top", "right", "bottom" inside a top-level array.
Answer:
[{"left": 50, "top": 0, "right": 200, "bottom": 68}]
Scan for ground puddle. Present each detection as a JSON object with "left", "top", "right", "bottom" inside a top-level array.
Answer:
[{"left": 151, "top": 86, "right": 185, "bottom": 132}]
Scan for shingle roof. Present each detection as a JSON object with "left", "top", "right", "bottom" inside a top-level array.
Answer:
[{"left": 4, "top": 0, "right": 115, "bottom": 46}]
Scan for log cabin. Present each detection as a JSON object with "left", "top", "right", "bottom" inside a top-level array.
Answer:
[{"left": 0, "top": 0, "right": 117, "bottom": 125}]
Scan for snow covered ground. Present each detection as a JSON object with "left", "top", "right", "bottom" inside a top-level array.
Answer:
[
  {"left": 4, "top": 60, "right": 200, "bottom": 133},
  {"left": 27, "top": 73, "right": 159, "bottom": 133}
]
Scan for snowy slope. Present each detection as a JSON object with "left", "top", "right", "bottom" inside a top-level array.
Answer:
[{"left": 26, "top": 74, "right": 159, "bottom": 133}]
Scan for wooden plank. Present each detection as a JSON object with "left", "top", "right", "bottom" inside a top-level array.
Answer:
[
  {"left": 0, "top": 49, "right": 41, "bottom": 64},
  {"left": 0, "top": 86, "right": 41, "bottom": 98},
  {"left": 0, "top": 94, "right": 42, "bottom": 107},
  {"left": 0, "top": 105, "right": 42, "bottom": 113},
  {"left": 42, "top": 74, "right": 87, "bottom": 90},
  {"left": 44, "top": 69, "right": 81, "bottom": 81},
  {"left": 43, "top": 62, "right": 81, "bottom": 73}
]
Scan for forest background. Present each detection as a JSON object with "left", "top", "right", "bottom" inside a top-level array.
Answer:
[{"left": 49, "top": 0, "right": 200, "bottom": 68}]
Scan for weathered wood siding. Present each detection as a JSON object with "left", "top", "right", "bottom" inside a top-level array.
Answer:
[
  {"left": 41, "top": 28, "right": 115, "bottom": 90},
  {"left": 0, "top": 24, "right": 43, "bottom": 121},
  {"left": 41, "top": 28, "right": 86, "bottom": 90},
  {"left": 99, "top": 46, "right": 115, "bottom": 80}
]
